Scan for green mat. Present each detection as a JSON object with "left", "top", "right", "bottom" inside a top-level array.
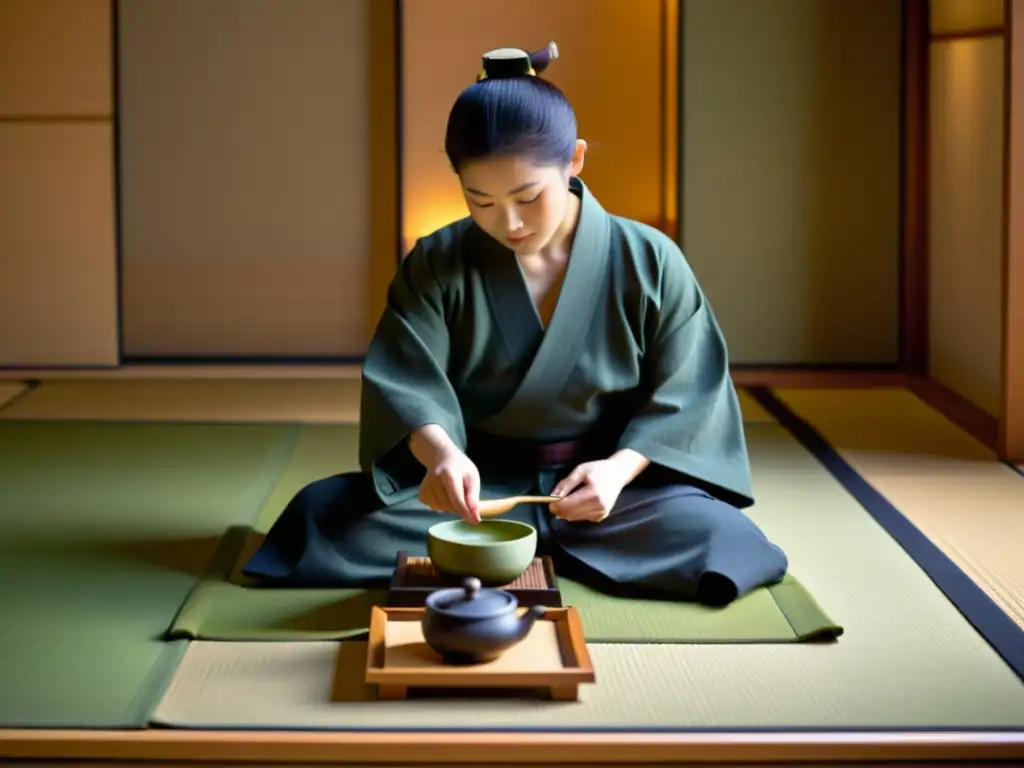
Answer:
[
  {"left": 168, "top": 425, "right": 842, "bottom": 644},
  {"left": 152, "top": 427, "right": 1024, "bottom": 733},
  {"left": 0, "top": 420, "right": 297, "bottom": 728}
]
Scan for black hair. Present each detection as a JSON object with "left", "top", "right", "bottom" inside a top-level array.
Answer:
[{"left": 444, "top": 42, "right": 577, "bottom": 173}]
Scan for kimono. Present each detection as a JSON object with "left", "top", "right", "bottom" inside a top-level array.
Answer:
[{"left": 242, "top": 178, "right": 787, "bottom": 605}]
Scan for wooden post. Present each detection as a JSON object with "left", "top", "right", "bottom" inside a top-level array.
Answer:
[
  {"left": 368, "top": 0, "right": 401, "bottom": 336},
  {"left": 1001, "top": 0, "right": 1024, "bottom": 463},
  {"left": 901, "top": 0, "right": 930, "bottom": 376}
]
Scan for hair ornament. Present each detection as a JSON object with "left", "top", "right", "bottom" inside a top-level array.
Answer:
[{"left": 477, "top": 41, "right": 559, "bottom": 82}]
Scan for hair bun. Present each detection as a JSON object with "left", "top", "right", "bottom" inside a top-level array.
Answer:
[{"left": 478, "top": 41, "right": 559, "bottom": 81}]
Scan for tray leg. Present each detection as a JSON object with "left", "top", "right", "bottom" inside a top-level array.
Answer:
[
  {"left": 376, "top": 684, "right": 408, "bottom": 700},
  {"left": 548, "top": 684, "right": 579, "bottom": 702}
]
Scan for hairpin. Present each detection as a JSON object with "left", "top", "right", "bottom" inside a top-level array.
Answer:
[{"left": 477, "top": 41, "right": 558, "bottom": 82}]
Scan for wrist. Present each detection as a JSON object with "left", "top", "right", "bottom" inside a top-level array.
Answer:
[
  {"left": 409, "top": 424, "right": 460, "bottom": 469},
  {"left": 608, "top": 449, "right": 650, "bottom": 483}
]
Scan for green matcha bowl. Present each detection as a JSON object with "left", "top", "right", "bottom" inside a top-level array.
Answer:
[{"left": 427, "top": 519, "right": 537, "bottom": 585}]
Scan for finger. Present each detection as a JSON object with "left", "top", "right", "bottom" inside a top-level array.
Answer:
[
  {"left": 426, "top": 483, "right": 452, "bottom": 513},
  {"left": 553, "top": 503, "right": 594, "bottom": 522},
  {"left": 550, "top": 488, "right": 593, "bottom": 518},
  {"left": 552, "top": 466, "right": 587, "bottom": 498},
  {"left": 549, "top": 488, "right": 576, "bottom": 513},
  {"left": 551, "top": 484, "right": 592, "bottom": 506},
  {"left": 441, "top": 471, "right": 474, "bottom": 523},
  {"left": 463, "top": 471, "right": 481, "bottom": 523},
  {"left": 419, "top": 485, "right": 443, "bottom": 512},
  {"left": 564, "top": 502, "right": 605, "bottom": 523}
]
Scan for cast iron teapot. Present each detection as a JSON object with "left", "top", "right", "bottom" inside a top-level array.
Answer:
[{"left": 422, "top": 576, "right": 546, "bottom": 664}]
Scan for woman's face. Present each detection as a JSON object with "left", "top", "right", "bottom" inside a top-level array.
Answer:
[{"left": 457, "top": 142, "right": 585, "bottom": 255}]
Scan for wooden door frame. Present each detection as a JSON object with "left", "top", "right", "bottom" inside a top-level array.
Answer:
[{"left": 903, "top": 0, "right": 1023, "bottom": 463}]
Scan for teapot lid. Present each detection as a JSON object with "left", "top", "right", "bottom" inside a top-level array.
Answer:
[{"left": 426, "top": 576, "right": 516, "bottom": 619}]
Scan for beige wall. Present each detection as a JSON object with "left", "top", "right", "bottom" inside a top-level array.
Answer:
[
  {"left": 679, "top": 0, "right": 905, "bottom": 366},
  {"left": 682, "top": 0, "right": 903, "bottom": 366},
  {"left": 927, "top": 4, "right": 1006, "bottom": 416},
  {"left": 117, "top": 0, "right": 372, "bottom": 358},
  {"left": 0, "top": 1, "right": 935, "bottom": 371},
  {"left": 0, "top": 0, "right": 119, "bottom": 367},
  {"left": 401, "top": 0, "right": 668, "bottom": 246}
]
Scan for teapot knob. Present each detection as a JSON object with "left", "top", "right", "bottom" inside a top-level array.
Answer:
[{"left": 462, "top": 576, "right": 482, "bottom": 600}]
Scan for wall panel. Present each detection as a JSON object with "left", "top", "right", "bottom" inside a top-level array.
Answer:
[
  {"left": 930, "top": 0, "right": 1004, "bottom": 34},
  {"left": 0, "top": 124, "right": 119, "bottom": 366},
  {"left": 118, "top": 0, "right": 371, "bottom": 358},
  {"left": 928, "top": 38, "right": 1006, "bottom": 416},
  {"left": 0, "top": 0, "right": 118, "bottom": 368},
  {"left": 681, "top": 0, "right": 903, "bottom": 365},
  {"left": 0, "top": 0, "right": 112, "bottom": 116}
]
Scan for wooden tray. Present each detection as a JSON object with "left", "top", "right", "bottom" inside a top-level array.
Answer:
[
  {"left": 364, "top": 605, "right": 595, "bottom": 701},
  {"left": 386, "top": 551, "right": 562, "bottom": 608}
]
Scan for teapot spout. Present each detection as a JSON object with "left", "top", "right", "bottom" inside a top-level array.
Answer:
[{"left": 515, "top": 604, "right": 547, "bottom": 642}]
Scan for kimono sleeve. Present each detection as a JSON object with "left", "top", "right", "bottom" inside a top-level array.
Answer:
[
  {"left": 359, "top": 239, "right": 467, "bottom": 505},
  {"left": 616, "top": 242, "right": 755, "bottom": 508}
]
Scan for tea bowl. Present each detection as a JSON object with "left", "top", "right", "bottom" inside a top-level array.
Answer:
[{"left": 426, "top": 519, "right": 537, "bottom": 585}]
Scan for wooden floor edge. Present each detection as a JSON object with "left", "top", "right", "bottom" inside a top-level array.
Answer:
[
  {"left": 0, "top": 364, "right": 365, "bottom": 381},
  {"left": 0, "top": 365, "right": 909, "bottom": 388},
  {"left": 1, "top": 729, "right": 1023, "bottom": 764},
  {"left": 729, "top": 369, "right": 908, "bottom": 388},
  {"left": 906, "top": 374, "right": 1001, "bottom": 451}
]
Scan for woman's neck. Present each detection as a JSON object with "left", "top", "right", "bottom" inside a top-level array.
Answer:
[{"left": 525, "top": 192, "right": 581, "bottom": 269}]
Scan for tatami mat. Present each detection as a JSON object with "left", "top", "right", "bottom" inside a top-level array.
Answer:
[
  {"left": 773, "top": 388, "right": 1024, "bottom": 633},
  {"left": 0, "top": 421, "right": 297, "bottom": 727},
  {"left": 153, "top": 422, "right": 1024, "bottom": 731},
  {"left": 0, "top": 381, "right": 27, "bottom": 410},
  {"left": 0, "top": 378, "right": 361, "bottom": 423}
]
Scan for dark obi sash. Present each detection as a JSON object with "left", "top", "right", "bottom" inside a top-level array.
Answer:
[{"left": 465, "top": 429, "right": 610, "bottom": 472}]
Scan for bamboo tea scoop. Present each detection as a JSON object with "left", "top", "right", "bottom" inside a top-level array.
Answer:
[{"left": 476, "top": 495, "right": 562, "bottom": 518}]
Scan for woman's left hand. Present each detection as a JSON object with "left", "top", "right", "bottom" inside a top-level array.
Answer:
[{"left": 548, "top": 459, "right": 633, "bottom": 523}]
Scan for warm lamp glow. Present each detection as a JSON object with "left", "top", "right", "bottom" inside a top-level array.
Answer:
[
  {"left": 948, "top": 37, "right": 981, "bottom": 85},
  {"left": 400, "top": 1, "right": 669, "bottom": 260},
  {"left": 402, "top": 200, "right": 471, "bottom": 255},
  {"left": 944, "top": 38, "right": 1000, "bottom": 154}
]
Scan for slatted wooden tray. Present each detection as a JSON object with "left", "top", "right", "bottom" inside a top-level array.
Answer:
[
  {"left": 386, "top": 551, "right": 563, "bottom": 608},
  {"left": 364, "top": 605, "right": 595, "bottom": 701}
]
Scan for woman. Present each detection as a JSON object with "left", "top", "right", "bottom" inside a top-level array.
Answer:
[{"left": 243, "top": 42, "right": 788, "bottom": 606}]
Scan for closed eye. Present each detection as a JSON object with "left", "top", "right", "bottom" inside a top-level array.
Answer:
[{"left": 469, "top": 193, "right": 540, "bottom": 210}]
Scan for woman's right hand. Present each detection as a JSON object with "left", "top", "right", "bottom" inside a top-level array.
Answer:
[{"left": 418, "top": 447, "right": 482, "bottom": 524}]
